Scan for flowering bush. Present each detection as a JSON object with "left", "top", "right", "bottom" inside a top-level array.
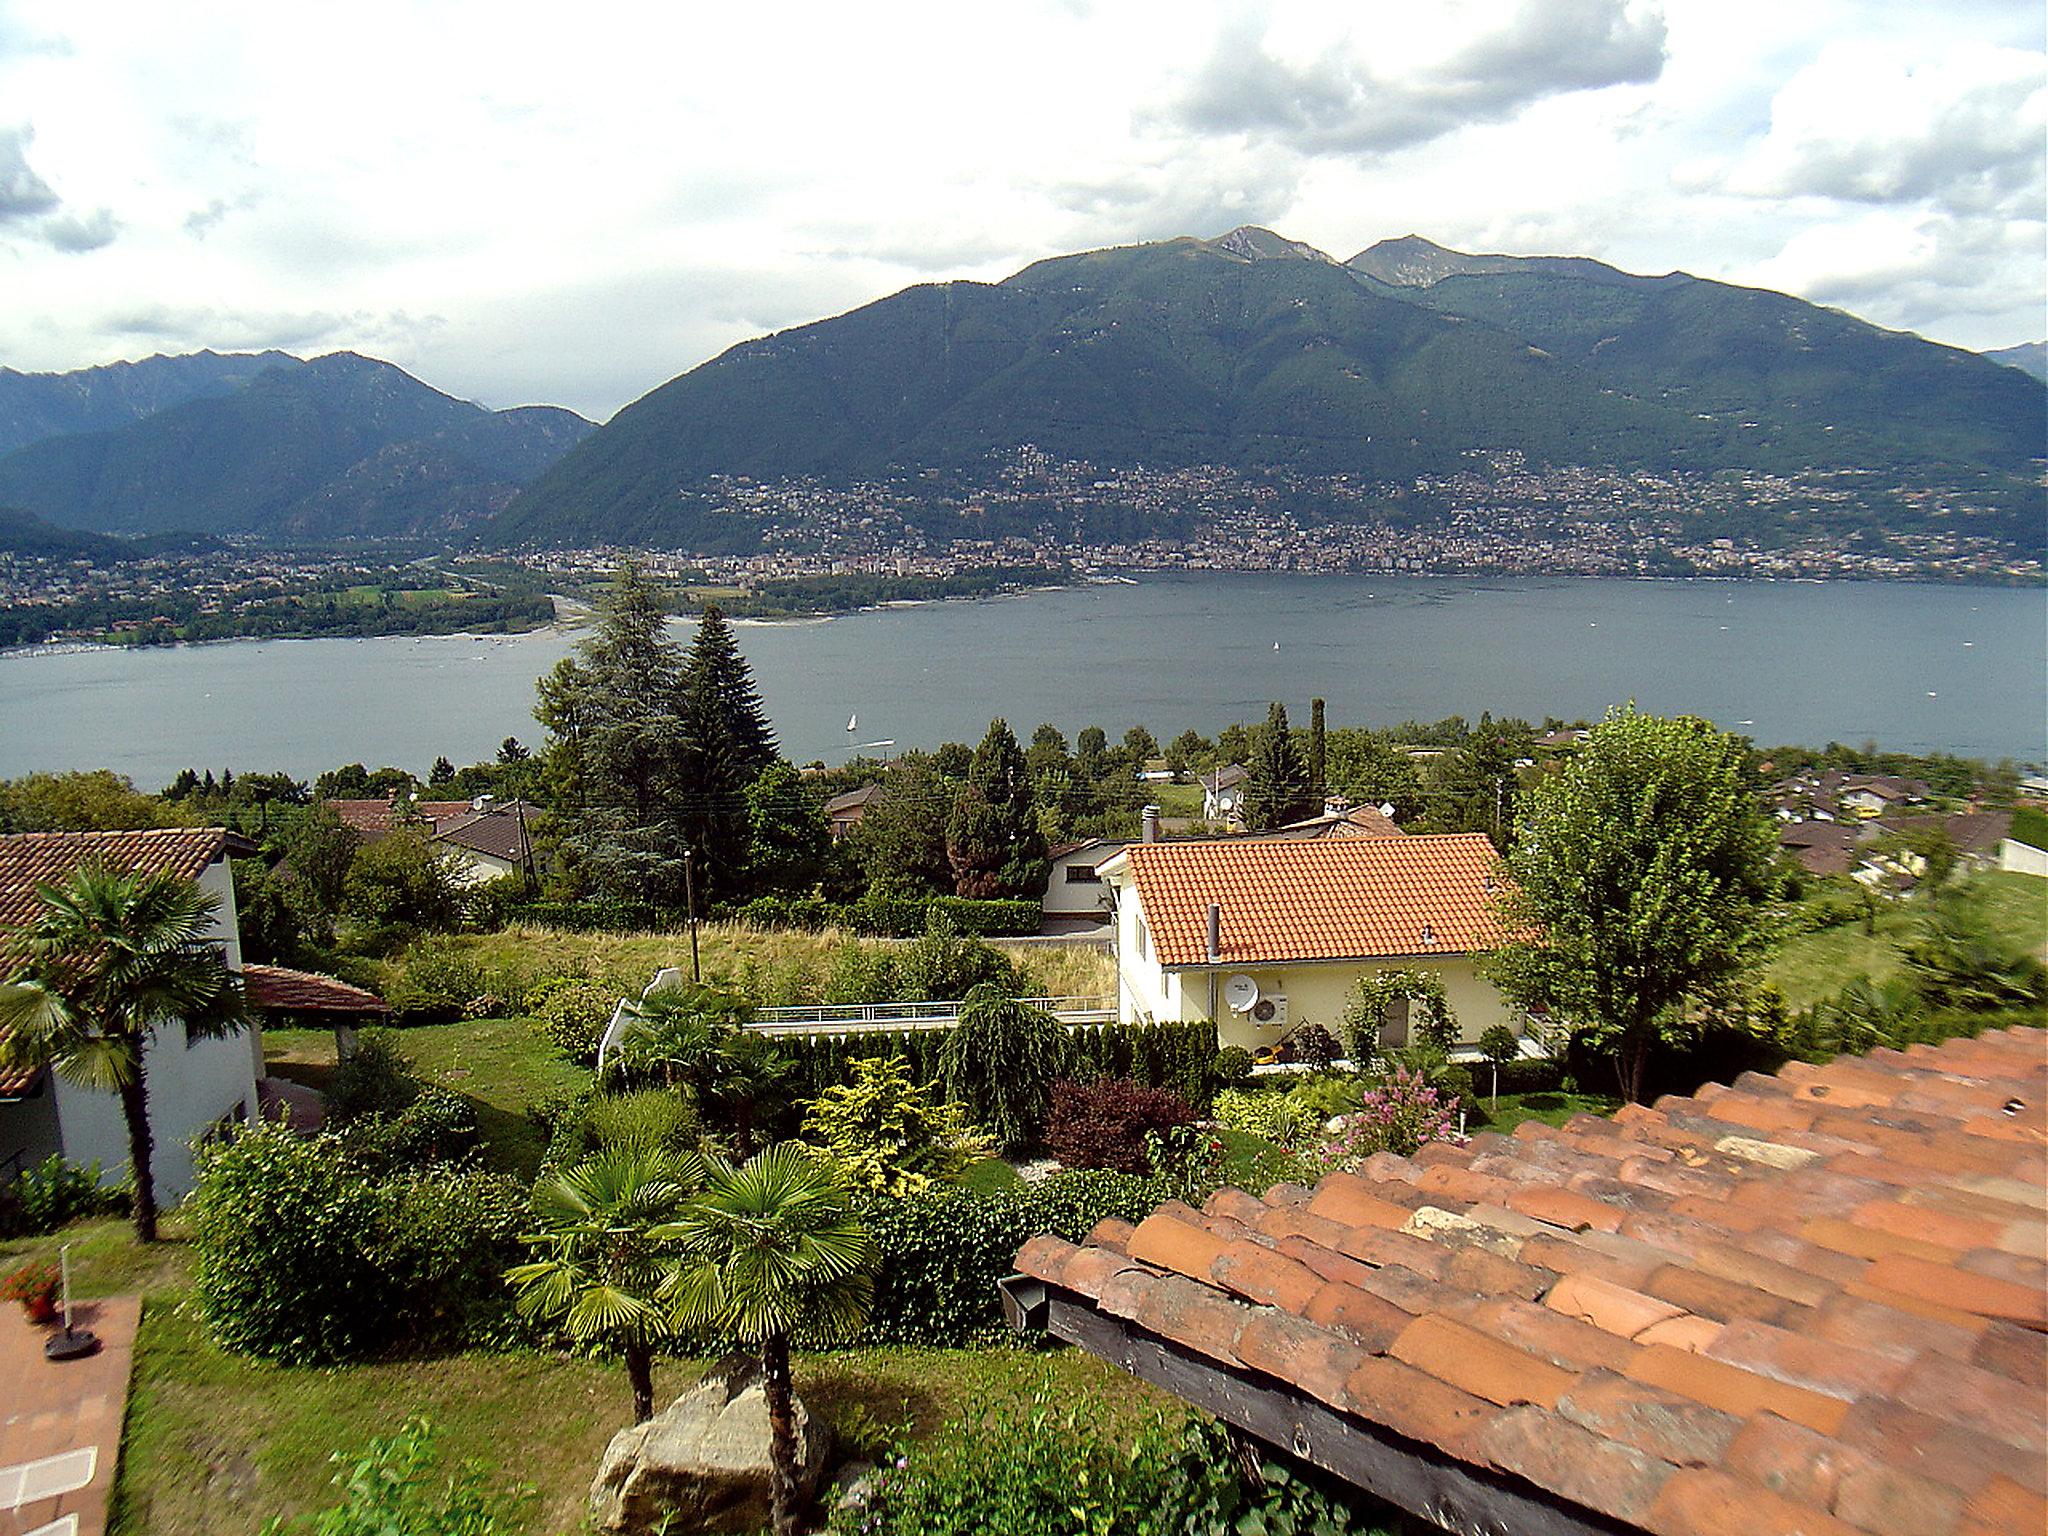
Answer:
[
  {"left": 2, "top": 1260, "right": 59, "bottom": 1320},
  {"left": 1295, "top": 1066, "right": 1463, "bottom": 1178}
]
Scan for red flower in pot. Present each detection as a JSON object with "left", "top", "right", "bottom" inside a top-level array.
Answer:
[{"left": 2, "top": 1261, "right": 61, "bottom": 1325}]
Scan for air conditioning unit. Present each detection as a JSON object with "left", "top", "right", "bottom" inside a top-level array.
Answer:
[{"left": 1250, "top": 994, "right": 1288, "bottom": 1028}]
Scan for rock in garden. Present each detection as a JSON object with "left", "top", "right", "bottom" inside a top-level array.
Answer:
[{"left": 589, "top": 1355, "right": 831, "bottom": 1534}]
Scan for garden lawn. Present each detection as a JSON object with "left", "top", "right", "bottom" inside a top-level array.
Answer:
[
  {"left": 1470, "top": 1090, "right": 1623, "bottom": 1136},
  {"left": 6, "top": 1219, "right": 1172, "bottom": 1536},
  {"left": 264, "top": 1017, "right": 587, "bottom": 1177},
  {"left": 1766, "top": 871, "right": 2047, "bottom": 1010}
]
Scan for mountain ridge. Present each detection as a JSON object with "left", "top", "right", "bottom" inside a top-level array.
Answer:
[
  {"left": 0, "top": 353, "right": 594, "bottom": 539},
  {"left": 495, "top": 228, "right": 2044, "bottom": 550}
]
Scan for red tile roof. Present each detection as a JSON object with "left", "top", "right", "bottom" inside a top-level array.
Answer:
[
  {"left": 324, "top": 798, "right": 476, "bottom": 834},
  {"left": 1111, "top": 833, "right": 1506, "bottom": 967},
  {"left": 1015, "top": 1027, "right": 2048, "bottom": 1536},
  {"left": 0, "top": 827, "right": 234, "bottom": 1095},
  {"left": 241, "top": 963, "right": 389, "bottom": 1014}
]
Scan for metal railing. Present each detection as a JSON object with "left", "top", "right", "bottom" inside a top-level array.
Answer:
[{"left": 748, "top": 995, "right": 1116, "bottom": 1036}]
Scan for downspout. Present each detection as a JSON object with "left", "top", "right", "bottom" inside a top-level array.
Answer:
[{"left": 1206, "top": 902, "right": 1221, "bottom": 1023}]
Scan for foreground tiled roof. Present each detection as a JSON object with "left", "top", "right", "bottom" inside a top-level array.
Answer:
[
  {"left": 242, "top": 963, "right": 389, "bottom": 1014},
  {"left": 0, "top": 827, "right": 233, "bottom": 1095},
  {"left": 1016, "top": 1028, "right": 2048, "bottom": 1536},
  {"left": 1113, "top": 833, "right": 1505, "bottom": 967}
]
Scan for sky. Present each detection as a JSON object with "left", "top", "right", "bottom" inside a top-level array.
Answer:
[{"left": 1, "top": 0, "right": 2042, "bottom": 422}]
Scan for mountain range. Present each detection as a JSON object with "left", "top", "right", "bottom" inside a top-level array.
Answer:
[
  {"left": 496, "top": 228, "right": 2045, "bottom": 549},
  {"left": 1984, "top": 341, "right": 2047, "bottom": 383},
  {"left": 0, "top": 353, "right": 592, "bottom": 539}
]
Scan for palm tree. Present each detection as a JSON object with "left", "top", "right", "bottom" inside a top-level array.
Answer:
[
  {"left": 658, "top": 1144, "right": 875, "bottom": 1536},
  {"left": 506, "top": 1149, "right": 699, "bottom": 1423},
  {"left": 0, "top": 860, "right": 248, "bottom": 1242},
  {"left": 606, "top": 980, "right": 788, "bottom": 1150}
]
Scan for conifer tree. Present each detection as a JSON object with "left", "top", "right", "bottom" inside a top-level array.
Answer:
[
  {"left": 683, "top": 606, "right": 778, "bottom": 776},
  {"left": 1308, "top": 698, "right": 1327, "bottom": 801},
  {"left": 1241, "top": 702, "right": 1314, "bottom": 830},
  {"left": 945, "top": 719, "right": 1048, "bottom": 898}
]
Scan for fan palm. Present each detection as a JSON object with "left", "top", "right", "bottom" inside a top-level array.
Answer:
[
  {"left": 506, "top": 1148, "right": 700, "bottom": 1423},
  {"left": 0, "top": 859, "right": 249, "bottom": 1241},
  {"left": 657, "top": 1143, "right": 875, "bottom": 1536},
  {"left": 606, "top": 980, "right": 788, "bottom": 1149}
]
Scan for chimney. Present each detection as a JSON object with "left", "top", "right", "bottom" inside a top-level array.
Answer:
[
  {"left": 1207, "top": 903, "right": 1222, "bottom": 963},
  {"left": 1142, "top": 804, "right": 1161, "bottom": 843}
]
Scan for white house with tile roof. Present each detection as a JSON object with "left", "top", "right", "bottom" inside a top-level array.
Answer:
[
  {"left": 0, "top": 828, "right": 263, "bottom": 1196},
  {"left": 1096, "top": 833, "right": 1524, "bottom": 1053}
]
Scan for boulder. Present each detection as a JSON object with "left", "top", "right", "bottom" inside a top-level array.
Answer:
[{"left": 589, "top": 1355, "right": 831, "bottom": 1534}]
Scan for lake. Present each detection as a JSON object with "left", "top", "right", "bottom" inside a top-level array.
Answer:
[{"left": 1, "top": 575, "right": 2042, "bottom": 784}]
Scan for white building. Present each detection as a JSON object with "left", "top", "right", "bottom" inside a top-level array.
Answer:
[
  {"left": 1095, "top": 833, "right": 1524, "bottom": 1053},
  {"left": 0, "top": 828, "right": 264, "bottom": 1197}
]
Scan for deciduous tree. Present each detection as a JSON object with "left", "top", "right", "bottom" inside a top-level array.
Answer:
[{"left": 1489, "top": 706, "right": 1779, "bottom": 1103}]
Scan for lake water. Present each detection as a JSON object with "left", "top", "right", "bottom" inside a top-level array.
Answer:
[{"left": 1, "top": 575, "right": 2042, "bottom": 784}]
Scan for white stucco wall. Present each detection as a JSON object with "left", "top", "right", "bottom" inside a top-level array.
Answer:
[
  {"left": 0, "top": 1085, "right": 64, "bottom": 1178},
  {"left": 1143, "top": 954, "right": 1518, "bottom": 1052},
  {"left": 1999, "top": 838, "right": 2048, "bottom": 878},
  {"left": 1044, "top": 847, "right": 1117, "bottom": 923},
  {"left": 47, "top": 854, "right": 262, "bottom": 1198}
]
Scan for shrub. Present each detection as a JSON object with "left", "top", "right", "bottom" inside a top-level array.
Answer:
[
  {"left": 581, "top": 1089, "right": 702, "bottom": 1159},
  {"left": 326, "top": 1029, "right": 421, "bottom": 1123},
  {"left": 460, "top": 873, "right": 530, "bottom": 934},
  {"left": 342, "top": 832, "right": 463, "bottom": 934},
  {"left": 801, "top": 1054, "right": 992, "bottom": 1197},
  {"left": 892, "top": 917, "right": 1019, "bottom": 1001},
  {"left": 1211, "top": 1087, "right": 1310, "bottom": 1151},
  {"left": 260, "top": 1418, "right": 525, "bottom": 1536},
  {"left": 859, "top": 1168, "right": 1172, "bottom": 1346},
  {"left": 339, "top": 1090, "right": 481, "bottom": 1172},
  {"left": 1046, "top": 1077, "right": 1196, "bottom": 1173},
  {"left": 531, "top": 980, "right": 620, "bottom": 1065},
  {"left": 188, "top": 1121, "right": 530, "bottom": 1363},
  {"left": 832, "top": 1394, "right": 1401, "bottom": 1536},
  {"left": 1283, "top": 1072, "right": 1364, "bottom": 1125},
  {"left": 386, "top": 938, "right": 486, "bottom": 1023},
  {"left": 1289, "top": 1022, "right": 1341, "bottom": 1071},
  {"left": 940, "top": 987, "right": 1070, "bottom": 1148},
  {"left": 820, "top": 938, "right": 897, "bottom": 1005},
  {"left": 1067, "top": 1020, "right": 1220, "bottom": 1111},
  {"left": 0, "top": 1155, "right": 126, "bottom": 1239},
  {"left": 1296, "top": 1067, "right": 1463, "bottom": 1179},
  {"left": 1211, "top": 1045, "right": 1254, "bottom": 1086}
]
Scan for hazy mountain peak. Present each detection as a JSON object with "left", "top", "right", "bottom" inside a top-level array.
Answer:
[
  {"left": 1348, "top": 234, "right": 1486, "bottom": 286},
  {"left": 1206, "top": 226, "right": 1334, "bottom": 264},
  {"left": 1983, "top": 341, "right": 2046, "bottom": 383}
]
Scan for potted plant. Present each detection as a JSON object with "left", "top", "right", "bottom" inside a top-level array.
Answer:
[{"left": 2, "top": 1260, "right": 60, "bottom": 1325}]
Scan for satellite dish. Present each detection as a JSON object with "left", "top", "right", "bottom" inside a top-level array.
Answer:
[{"left": 1223, "top": 974, "right": 1260, "bottom": 1012}]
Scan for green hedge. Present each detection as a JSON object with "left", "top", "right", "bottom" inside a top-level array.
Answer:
[
  {"left": 1480, "top": 1056, "right": 1565, "bottom": 1096},
  {"left": 777, "top": 1019, "right": 1220, "bottom": 1110},
  {"left": 502, "top": 900, "right": 658, "bottom": 933},
  {"left": 736, "top": 893, "right": 1042, "bottom": 937},
  {"left": 857, "top": 1169, "right": 1171, "bottom": 1346}
]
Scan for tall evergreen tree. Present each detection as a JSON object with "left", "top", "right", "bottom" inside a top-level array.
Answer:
[
  {"left": 533, "top": 563, "right": 696, "bottom": 907},
  {"left": 683, "top": 606, "right": 778, "bottom": 776},
  {"left": 1308, "top": 698, "right": 1327, "bottom": 801},
  {"left": 946, "top": 719, "right": 1047, "bottom": 898},
  {"left": 1241, "top": 702, "right": 1315, "bottom": 831}
]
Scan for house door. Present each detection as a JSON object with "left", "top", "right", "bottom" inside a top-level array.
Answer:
[{"left": 1379, "top": 996, "right": 1409, "bottom": 1050}]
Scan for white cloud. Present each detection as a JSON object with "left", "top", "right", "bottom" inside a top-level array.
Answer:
[{"left": 0, "top": 0, "right": 2038, "bottom": 418}]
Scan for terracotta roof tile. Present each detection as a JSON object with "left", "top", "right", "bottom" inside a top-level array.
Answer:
[
  {"left": 0, "top": 826, "right": 232, "bottom": 1095},
  {"left": 241, "top": 963, "right": 389, "bottom": 1014},
  {"left": 1113, "top": 832, "right": 1506, "bottom": 967},
  {"left": 1013, "top": 1028, "right": 2048, "bottom": 1536}
]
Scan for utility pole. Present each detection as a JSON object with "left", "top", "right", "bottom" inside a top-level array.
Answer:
[{"left": 684, "top": 849, "right": 701, "bottom": 983}]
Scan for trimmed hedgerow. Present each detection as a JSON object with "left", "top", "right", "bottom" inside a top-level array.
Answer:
[{"left": 857, "top": 1170, "right": 1171, "bottom": 1347}]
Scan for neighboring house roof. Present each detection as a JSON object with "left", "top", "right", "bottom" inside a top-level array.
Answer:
[
  {"left": 0, "top": 826, "right": 237, "bottom": 1096},
  {"left": 1889, "top": 812, "right": 2014, "bottom": 858},
  {"left": 1105, "top": 833, "right": 1505, "bottom": 967},
  {"left": 1010, "top": 1026, "right": 2048, "bottom": 1536},
  {"left": 324, "top": 797, "right": 476, "bottom": 834},
  {"left": 0, "top": 827, "right": 232, "bottom": 934},
  {"left": 1778, "top": 820, "right": 1867, "bottom": 878},
  {"left": 1200, "top": 764, "right": 1248, "bottom": 792},
  {"left": 823, "top": 784, "right": 884, "bottom": 817},
  {"left": 1049, "top": 837, "right": 1123, "bottom": 862},
  {"left": 433, "top": 802, "right": 536, "bottom": 864},
  {"left": 1277, "top": 804, "right": 1406, "bottom": 840},
  {"left": 242, "top": 963, "right": 390, "bottom": 1014}
]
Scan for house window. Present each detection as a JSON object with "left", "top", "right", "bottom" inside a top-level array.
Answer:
[
  {"left": 1065, "top": 865, "right": 1101, "bottom": 884},
  {"left": 1135, "top": 915, "right": 1149, "bottom": 961}
]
